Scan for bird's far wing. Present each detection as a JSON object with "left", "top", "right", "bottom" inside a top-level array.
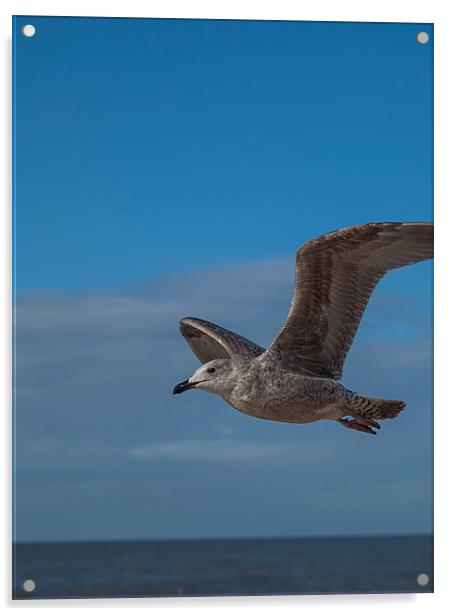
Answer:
[
  {"left": 266, "top": 222, "right": 433, "bottom": 379},
  {"left": 180, "top": 317, "right": 265, "bottom": 364}
]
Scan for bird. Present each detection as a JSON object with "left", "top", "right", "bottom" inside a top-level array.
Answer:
[{"left": 172, "top": 222, "right": 433, "bottom": 435}]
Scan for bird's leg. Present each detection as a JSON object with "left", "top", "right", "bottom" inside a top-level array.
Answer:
[
  {"left": 354, "top": 416, "right": 381, "bottom": 430},
  {"left": 337, "top": 418, "right": 377, "bottom": 435},
  {"left": 337, "top": 415, "right": 380, "bottom": 435}
]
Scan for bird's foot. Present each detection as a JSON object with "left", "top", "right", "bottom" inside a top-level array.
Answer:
[{"left": 338, "top": 416, "right": 380, "bottom": 435}]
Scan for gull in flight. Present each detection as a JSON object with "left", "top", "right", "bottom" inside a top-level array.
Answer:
[{"left": 173, "top": 223, "right": 433, "bottom": 435}]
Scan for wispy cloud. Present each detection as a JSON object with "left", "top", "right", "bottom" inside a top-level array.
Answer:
[
  {"left": 127, "top": 437, "right": 335, "bottom": 463},
  {"left": 128, "top": 439, "right": 288, "bottom": 461},
  {"left": 13, "top": 258, "right": 433, "bottom": 540}
]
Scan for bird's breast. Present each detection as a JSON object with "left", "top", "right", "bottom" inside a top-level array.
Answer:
[{"left": 224, "top": 367, "right": 343, "bottom": 423}]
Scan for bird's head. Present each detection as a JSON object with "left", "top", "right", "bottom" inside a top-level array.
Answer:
[{"left": 172, "top": 359, "right": 236, "bottom": 397}]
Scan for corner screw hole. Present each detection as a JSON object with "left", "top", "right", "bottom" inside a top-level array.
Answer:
[
  {"left": 416, "top": 32, "right": 429, "bottom": 45},
  {"left": 21, "top": 24, "right": 36, "bottom": 38},
  {"left": 23, "top": 579, "right": 36, "bottom": 592}
]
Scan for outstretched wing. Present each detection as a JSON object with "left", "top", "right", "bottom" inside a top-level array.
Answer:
[
  {"left": 180, "top": 317, "right": 265, "bottom": 364},
  {"left": 266, "top": 222, "right": 433, "bottom": 379}
]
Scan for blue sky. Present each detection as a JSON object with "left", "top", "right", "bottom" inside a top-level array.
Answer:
[{"left": 14, "top": 17, "right": 433, "bottom": 542}]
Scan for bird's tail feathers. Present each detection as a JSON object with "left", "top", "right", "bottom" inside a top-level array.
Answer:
[{"left": 348, "top": 394, "right": 406, "bottom": 420}]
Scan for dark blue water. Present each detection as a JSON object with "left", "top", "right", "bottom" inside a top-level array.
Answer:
[{"left": 13, "top": 535, "right": 433, "bottom": 599}]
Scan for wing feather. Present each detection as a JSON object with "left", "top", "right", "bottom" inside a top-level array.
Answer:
[
  {"left": 266, "top": 222, "right": 433, "bottom": 379},
  {"left": 180, "top": 317, "right": 264, "bottom": 364}
]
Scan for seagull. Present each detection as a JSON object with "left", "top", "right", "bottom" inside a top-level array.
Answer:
[{"left": 173, "top": 222, "right": 433, "bottom": 435}]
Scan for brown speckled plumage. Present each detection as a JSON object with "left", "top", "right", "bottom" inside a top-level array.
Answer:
[{"left": 174, "top": 222, "right": 433, "bottom": 435}]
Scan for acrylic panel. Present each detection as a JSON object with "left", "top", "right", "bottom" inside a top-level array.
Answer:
[{"left": 12, "top": 16, "right": 434, "bottom": 599}]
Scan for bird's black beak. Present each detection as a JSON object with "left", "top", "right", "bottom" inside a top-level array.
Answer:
[{"left": 172, "top": 379, "right": 194, "bottom": 395}]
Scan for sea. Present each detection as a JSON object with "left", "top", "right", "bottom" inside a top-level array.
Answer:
[{"left": 13, "top": 534, "right": 433, "bottom": 600}]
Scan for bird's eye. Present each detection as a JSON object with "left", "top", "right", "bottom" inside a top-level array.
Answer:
[{"left": 207, "top": 367, "right": 216, "bottom": 374}]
